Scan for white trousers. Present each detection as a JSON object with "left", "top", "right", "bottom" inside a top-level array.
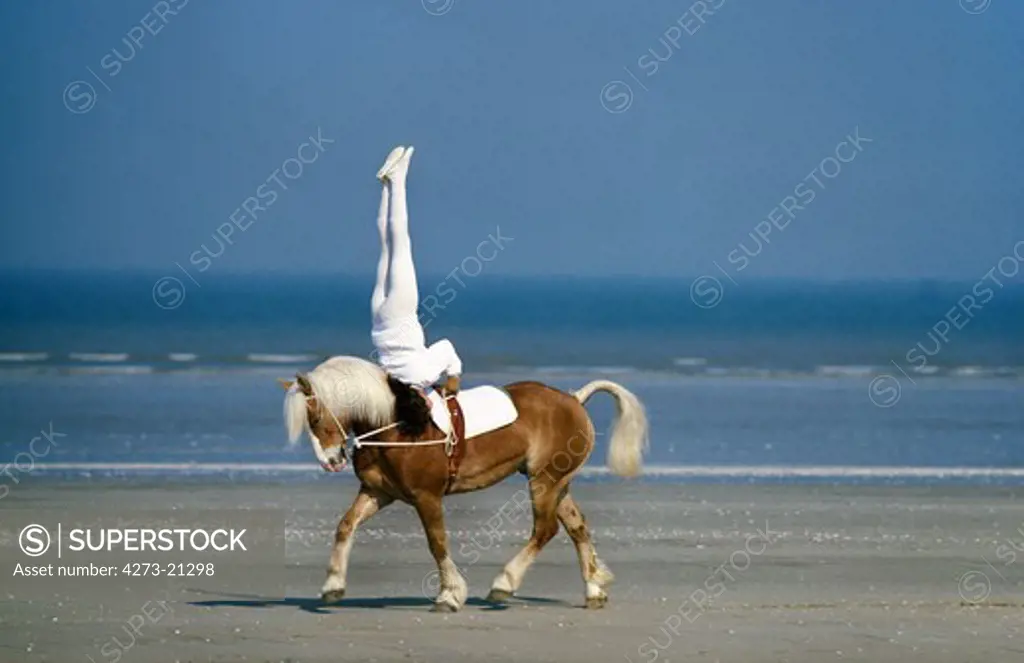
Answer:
[{"left": 370, "top": 177, "right": 462, "bottom": 389}]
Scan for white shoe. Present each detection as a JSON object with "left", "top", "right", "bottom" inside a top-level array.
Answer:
[
  {"left": 388, "top": 145, "right": 414, "bottom": 183},
  {"left": 376, "top": 146, "right": 406, "bottom": 182}
]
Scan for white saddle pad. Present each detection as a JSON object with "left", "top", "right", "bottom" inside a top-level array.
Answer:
[{"left": 426, "top": 386, "right": 518, "bottom": 439}]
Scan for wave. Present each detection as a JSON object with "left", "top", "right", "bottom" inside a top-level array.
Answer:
[
  {"left": 814, "top": 365, "right": 876, "bottom": 377},
  {"left": 1, "top": 353, "right": 1022, "bottom": 380},
  {"left": 246, "top": 353, "right": 321, "bottom": 364},
  {"left": 67, "top": 365, "right": 154, "bottom": 375},
  {"left": 0, "top": 352, "right": 48, "bottom": 362},
  {"left": 672, "top": 357, "right": 708, "bottom": 367},
  {"left": 69, "top": 352, "right": 129, "bottom": 362},
  {"left": 533, "top": 365, "right": 637, "bottom": 375},
  {"left": 24, "top": 462, "right": 1024, "bottom": 480}
]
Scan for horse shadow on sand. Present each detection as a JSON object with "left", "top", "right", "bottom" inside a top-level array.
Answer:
[{"left": 187, "top": 589, "right": 569, "bottom": 614}]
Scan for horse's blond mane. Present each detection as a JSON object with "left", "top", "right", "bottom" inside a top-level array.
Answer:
[
  {"left": 284, "top": 355, "right": 396, "bottom": 446},
  {"left": 283, "top": 384, "right": 307, "bottom": 445}
]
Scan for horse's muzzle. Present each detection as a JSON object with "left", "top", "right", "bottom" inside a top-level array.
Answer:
[
  {"left": 321, "top": 456, "right": 347, "bottom": 473},
  {"left": 321, "top": 445, "right": 349, "bottom": 473}
]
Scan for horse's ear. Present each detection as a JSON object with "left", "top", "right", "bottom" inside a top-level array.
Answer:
[
  {"left": 295, "top": 374, "right": 313, "bottom": 396},
  {"left": 277, "top": 378, "right": 295, "bottom": 391}
]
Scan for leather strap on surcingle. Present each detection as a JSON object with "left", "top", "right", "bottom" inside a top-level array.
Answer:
[{"left": 444, "top": 396, "right": 466, "bottom": 494}]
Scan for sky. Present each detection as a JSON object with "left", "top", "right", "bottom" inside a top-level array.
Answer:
[{"left": 0, "top": 0, "right": 1021, "bottom": 280}]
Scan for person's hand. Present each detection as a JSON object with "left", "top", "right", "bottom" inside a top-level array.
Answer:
[{"left": 441, "top": 375, "right": 460, "bottom": 397}]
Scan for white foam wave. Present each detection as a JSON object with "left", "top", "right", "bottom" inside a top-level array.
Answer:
[
  {"left": 590, "top": 465, "right": 1024, "bottom": 478},
  {"left": 814, "top": 365, "right": 876, "bottom": 377},
  {"left": 69, "top": 352, "right": 129, "bottom": 362},
  {"left": 950, "top": 366, "right": 992, "bottom": 377},
  {"left": 911, "top": 365, "right": 941, "bottom": 375},
  {"left": 0, "top": 352, "right": 48, "bottom": 362},
  {"left": 534, "top": 365, "right": 637, "bottom": 375},
  {"left": 168, "top": 353, "right": 198, "bottom": 362},
  {"left": 247, "top": 353, "right": 320, "bottom": 364},
  {"left": 24, "top": 463, "right": 1024, "bottom": 479},
  {"left": 67, "top": 365, "right": 153, "bottom": 375}
]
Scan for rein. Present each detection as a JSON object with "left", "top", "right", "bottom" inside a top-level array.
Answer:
[
  {"left": 307, "top": 384, "right": 466, "bottom": 492},
  {"left": 350, "top": 422, "right": 449, "bottom": 449},
  {"left": 309, "top": 392, "right": 450, "bottom": 451}
]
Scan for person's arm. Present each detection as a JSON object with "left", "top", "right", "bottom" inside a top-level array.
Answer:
[{"left": 425, "top": 339, "right": 462, "bottom": 395}]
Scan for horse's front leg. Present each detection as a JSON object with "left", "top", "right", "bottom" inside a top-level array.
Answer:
[
  {"left": 413, "top": 492, "right": 468, "bottom": 612},
  {"left": 321, "top": 486, "right": 392, "bottom": 604}
]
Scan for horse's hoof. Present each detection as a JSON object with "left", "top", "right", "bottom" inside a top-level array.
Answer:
[
  {"left": 430, "top": 601, "right": 459, "bottom": 613},
  {"left": 585, "top": 595, "right": 608, "bottom": 609},
  {"left": 486, "top": 589, "right": 513, "bottom": 604},
  {"left": 321, "top": 589, "right": 346, "bottom": 605}
]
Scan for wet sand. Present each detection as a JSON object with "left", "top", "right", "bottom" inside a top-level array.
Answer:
[{"left": 2, "top": 479, "right": 1023, "bottom": 662}]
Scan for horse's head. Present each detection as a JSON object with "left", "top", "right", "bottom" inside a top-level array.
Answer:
[
  {"left": 282, "top": 374, "right": 348, "bottom": 472},
  {"left": 281, "top": 356, "right": 397, "bottom": 473}
]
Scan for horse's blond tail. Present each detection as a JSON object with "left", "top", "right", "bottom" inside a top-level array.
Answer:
[{"left": 575, "top": 380, "right": 649, "bottom": 478}]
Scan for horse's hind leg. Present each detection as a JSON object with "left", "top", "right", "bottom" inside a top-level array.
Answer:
[
  {"left": 557, "top": 493, "right": 614, "bottom": 609},
  {"left": 486, "top": 477, "right": 563, "bottom": 603},
  {"left": 413, "top": 493, "right": 468, "bottom": 612},
  {"left": 321, "top": 487, "right": 392, "bottom": 604}
]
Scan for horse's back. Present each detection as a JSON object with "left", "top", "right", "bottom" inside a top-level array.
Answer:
[
  {"left": 502, "top": 380, "right": 593, "bottom": 441},
  {"left": 503, "top": 380, "right": 576, "bottom": 399},
  {"left": 436, "top": 381, "right": 587, "bottom": 491}
]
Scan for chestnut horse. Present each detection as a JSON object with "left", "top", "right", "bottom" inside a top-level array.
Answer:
[{"left": 281, "top": 356, "right": 648, "bottom": 611}]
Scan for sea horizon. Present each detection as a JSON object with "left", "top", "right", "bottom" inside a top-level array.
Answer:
[{"left": 2, "top": 270, "right": 1022, "bottom": 374}]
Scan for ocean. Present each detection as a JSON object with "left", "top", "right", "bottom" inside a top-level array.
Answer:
[{"left": 1, "top": 272, "right": 1022, "bottom": 483}]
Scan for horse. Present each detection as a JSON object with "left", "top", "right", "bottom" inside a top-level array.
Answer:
[{"left": 281, "top": 355, "right": 649, "bottom": 612}]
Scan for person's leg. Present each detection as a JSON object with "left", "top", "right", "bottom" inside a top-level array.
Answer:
[
  {"left": 378, "top": 148, "right": 419, "bottom": 322},
  {"left": 370, "top": 183, "right": 390, "bottom": 320},
  {"left": 425, "top": 339, "right": 463, "bottom": 378},
  {"left": 376, "top": 145, "right": 406, "bottom": 182}
]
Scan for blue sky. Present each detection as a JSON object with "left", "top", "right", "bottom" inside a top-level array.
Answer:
[{"left": 0, "top": 0, "right": 1021, "bottom": 279}]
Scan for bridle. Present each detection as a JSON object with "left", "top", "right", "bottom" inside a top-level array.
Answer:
[{"left": 306, "top": 388, "right": 451, "bottom": 472}]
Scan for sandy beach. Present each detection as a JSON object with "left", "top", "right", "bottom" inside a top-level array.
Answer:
[{"left": 0, "top": 478, "right": 1022, "bottom": 662}]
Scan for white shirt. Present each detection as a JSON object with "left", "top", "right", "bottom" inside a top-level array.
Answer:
[{"left": 372, "top": 315, "right": 461, "bottom": 388}]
